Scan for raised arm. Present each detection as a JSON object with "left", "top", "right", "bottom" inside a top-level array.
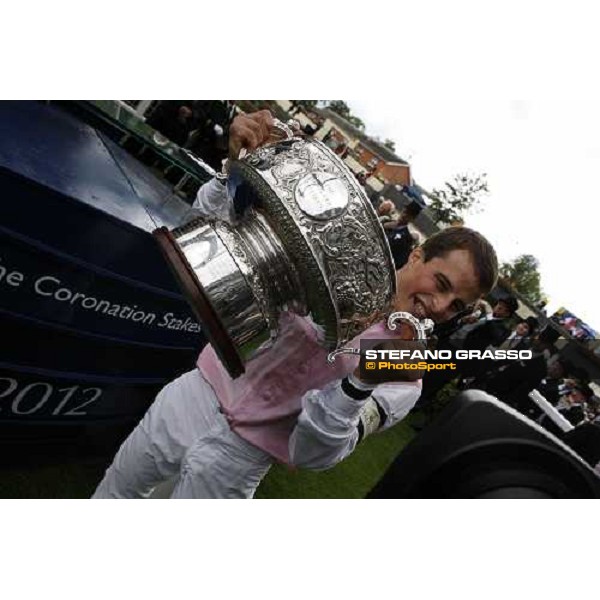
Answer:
[
  {"left": 191, "top": 177, "right": 234, "bottom": 223},
  {"left": 189, "top": 110, "right": 277, "bottom": 224}
]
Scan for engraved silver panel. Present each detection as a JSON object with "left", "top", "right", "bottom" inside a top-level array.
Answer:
[{"left": 294, "top": 172, "right": 349, "bottom": 220}]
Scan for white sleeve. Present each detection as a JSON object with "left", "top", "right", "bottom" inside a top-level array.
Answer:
[
  {"left": 188, "top": 178, "right": 235, "bottom": 223},
  {"left": 371, "top": 380, "right": 422, "bottom": 430},
  {"left": 288, "top": 379, "right": 422, "bottom": 471}
]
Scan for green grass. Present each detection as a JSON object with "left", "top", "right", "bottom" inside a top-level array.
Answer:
[
  {"left": 0, "top": 459, "right": 109, "bottom": 499},
  {"left": 0, "top": 420, "right": 416, "bottom": 499},
  {"left": 255, "top": 420, "right": 416, "bottom": 499}
]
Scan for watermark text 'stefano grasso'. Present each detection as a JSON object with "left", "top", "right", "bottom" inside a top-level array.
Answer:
[{"left": 357, "top": 340, "right": 532, "bottom": 383}]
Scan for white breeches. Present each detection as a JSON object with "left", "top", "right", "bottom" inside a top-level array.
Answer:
[{"left": 92, "top": 370, "right": 273, "bottom": 499}]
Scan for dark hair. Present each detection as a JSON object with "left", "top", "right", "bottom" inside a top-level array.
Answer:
[
  {"left": 573, "top": 384, "right": 594, "bottom": 400},
  {"left": 525, "top": 316, "right": 539, "bottom": 333},
  {"left": 420, "top": 226, "right": 498, "bottom": 295},
  {"left": 497, "top": 296, "right": 519, "bottom": 316},
  {"left": 403, "top": 203, "right": 423, "bottom": 219}
]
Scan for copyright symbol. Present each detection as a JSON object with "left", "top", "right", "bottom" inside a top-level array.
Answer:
[{"left": 366, "top": 362, "right": 376, "bottom": 370}]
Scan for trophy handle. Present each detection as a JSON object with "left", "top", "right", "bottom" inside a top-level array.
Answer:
[
  {"left": 326, "top": 347, "right": 362, "bottom": 364},
  {"left": 238, "top": 118, "right": 297, "bottom": 158},
  {"left": 387, "top": 312, "right": 434, "bottom": 342},
  {"left": 271, "top": 118, "right": 297, "bottom": 140},
  {"left": 327, "top": 313, "right": 435, "bottom": 363}
]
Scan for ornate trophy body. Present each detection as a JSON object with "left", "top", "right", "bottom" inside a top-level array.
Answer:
[{"left": 154, "top": 123, "right": 403, "bottom": 378}]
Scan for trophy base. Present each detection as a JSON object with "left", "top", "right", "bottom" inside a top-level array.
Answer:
[{"left": 153, "top": 226, "right": 245, "bottom": 378}]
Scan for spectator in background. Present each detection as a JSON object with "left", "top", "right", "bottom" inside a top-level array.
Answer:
[
  {"left": 337, "top": 142, "right": 349, "bottom": 158},
  {"left": 146, "top": 101, "right": 195, "bottom": 147},
  {"left": 324, "top": 130, "right": 340, "bottom": 151},
  {"left": 356, "top": 172, "right": 368, "bottom": 187},
  {"left": 186, "top": 101, "right": 237, "bottom": 170},
  {"left": 498, "top": 317, "right": 538, "bottom": 351},
  {"left": 288, "top": 101, "right": 302, "bottom": 116},
  {"left": 302, "top": 117, "right": 322, "bottom": 137},
  {"left": 382, "top": 199, "right": 426, "bottom": 269},
  {"left": 557, "top": 384, "right": 594, "bottom": 427},
  {"left": 434, "top": 297, "right": 493, "bottom": 352},
  {"left": 456, "top": 296, "right": 519, "bottom": 383},
  {"left": 525, "top": 316, "right": 540, "bottom": 334},
  {"left": 146, "top": 101, "right": 237, "bottom": 170},
  {"left": 535, "top": 356, "right": 569, "bottom": 407},
  {"left": 587, "top": 397, "right": 600, "bottom": 424},
  {"left": 376, "top": 198, "right": 395, "bottom": 224},
  {"left": 463, "top": 317, "right": 538, "bottom": 392},
  {"left": 303, "top": 123, "right": 317, "bottom": 136},
  {"left": 448, "top": 298, "right": 493, "bottom": 344},
  {"left": 462, "top": 296, "right": 519, "bottom": 353}
]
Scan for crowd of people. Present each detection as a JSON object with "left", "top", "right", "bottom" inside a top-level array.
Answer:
[
  {"left": 415, "top": 295, "right": 600, "bottom": 437},
  {"left": 146, "top": 100, "right": 237, "bottom": 170}
]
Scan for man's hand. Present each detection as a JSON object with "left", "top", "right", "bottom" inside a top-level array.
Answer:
[
  {"left": 228, "top": 110, "right": 274, "bottom": 159},
  {"left": 460, "top": 315, "right": 480, "bottom": 325}
]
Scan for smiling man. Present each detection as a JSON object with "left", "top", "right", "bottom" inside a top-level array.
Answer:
[
  {"left": 392, "top": 229, "right": 495, "bottom": 323},
  {"left": 290, "top": 226, "right": 498, "bottom": 470},
  {"left": 93, "top": 111, "right": 498, "bottom": 499}
]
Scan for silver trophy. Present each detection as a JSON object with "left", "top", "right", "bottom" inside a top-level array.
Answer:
[{"left": 154, "top": 120, "right": 401, "bottom": 378}]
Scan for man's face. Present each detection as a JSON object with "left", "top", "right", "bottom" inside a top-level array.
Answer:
[
  {"left": 178, "top": 105, "right": 193, "bottom": 121},
  {"left": 516, "top": 322, "right": 530, "bottom": 336},
  {"left": 397, "top": 208, "right": 412, "bottom": 226},
  {"left": 378, "top": 201, "right": 392, "bottom": 215},
  {"left": 547, "top": 360, "right": 564, "bottom": 379},
  {"left": 493, "top": 301, "right": 511, "bottom": 319},
  {"left": 568, "top": 389, "right": 586, "bottom": 405},
  {"left": 393, "top": 248, "right": 481, "bottom": 323}
]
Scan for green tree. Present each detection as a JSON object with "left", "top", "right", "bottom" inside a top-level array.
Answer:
[
  {"left": 383, "top": 138, "right": 396, "bottom": 152},
  {"left": 500, "top": 254, "right": 544, "bottom": 304},
  {"left": 429, "top": 173, "right": 489, "bottom": 226},
  {"left": 325, "top": 100, "right": 365, "bottom": 131}
]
